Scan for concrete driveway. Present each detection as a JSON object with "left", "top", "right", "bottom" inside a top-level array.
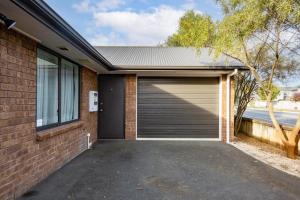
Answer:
[{"left": 19, "top": 141, "right": 300, "bottom": 200}]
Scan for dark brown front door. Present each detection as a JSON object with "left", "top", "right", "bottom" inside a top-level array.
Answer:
[{"left": 98, "top": 75, "right": 125, "bottom": 139}]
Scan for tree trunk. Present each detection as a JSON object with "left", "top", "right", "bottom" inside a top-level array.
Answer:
[
  {"left": 268, "top": 101, "right": 300, "bottom": 159},
  {"left": 295, "top": 135, "right": 299, "bottom": 156},
  {"left": 233, "top": 73, "right": 257, "bottom": 135},
  {"left": 286, "top": 143, "right": 296, "bottom": 159},
  {"left": 289, "top": 114, "right": 300, "bottom": 157},
  {"left": 266, "top": 96, "right": 299, "bottom": 159}
]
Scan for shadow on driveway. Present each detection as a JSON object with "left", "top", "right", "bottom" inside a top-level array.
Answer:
[{"left": 19, "top": 141, "right": 300, "bottom": 200}]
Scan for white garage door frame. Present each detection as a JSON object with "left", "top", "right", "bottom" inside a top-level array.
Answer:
[{"left": 135, "top": 75, "right": 222, "bottom": 141}]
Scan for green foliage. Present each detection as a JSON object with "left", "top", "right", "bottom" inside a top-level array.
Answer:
[
  {"left": 165, "top": 0, "right": 300, "bottom": 137},
  {"left": 166, "top": 11, "right": 215, "bottom": 47},
  {"left": 214, "top": 0, "right": 300, "bottom": 59},
  {"left": 166, "top": 0, "right": 299, "bottom": 99},
  {"left": 257, "top": 83, "right": 280, "bottom": 101}
]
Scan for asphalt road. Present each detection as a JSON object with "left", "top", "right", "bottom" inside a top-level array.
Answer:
[{"left": 243, "top": 109, "right": 299, "bottom": 127}]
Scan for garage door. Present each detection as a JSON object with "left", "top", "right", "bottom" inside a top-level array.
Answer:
[{"left": 137, "top": 77, "right": 219, "bottom": 138}]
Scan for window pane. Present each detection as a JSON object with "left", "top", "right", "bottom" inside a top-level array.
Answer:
[
  {"left": 36, "top": 49, "right": 58, "bottom": 127},
  {"left": 61, "top": 59, "right": 79, "bottom": 122}
]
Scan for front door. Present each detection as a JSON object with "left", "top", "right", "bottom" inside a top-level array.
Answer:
[{"left": 98, "top": 75, "right": 125, "bottom": 139}]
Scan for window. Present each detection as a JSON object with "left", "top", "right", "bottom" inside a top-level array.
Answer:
[
  {"left": 36, "top": 48, "right": 80, "bottom": 129},
  {"left": 61, "top": 59, "right": 79, "bottom": 122},
  {"left": 36, "top": 49, "right": 59, "bottom": 127}
]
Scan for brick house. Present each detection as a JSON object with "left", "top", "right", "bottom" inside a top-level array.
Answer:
[{"left": 0, "top": 1, "right": 245, "bottom": 199}]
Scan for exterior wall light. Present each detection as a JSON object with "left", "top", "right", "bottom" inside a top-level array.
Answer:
[{"left": 0, "top": 13, "right": 16, "bottom": 29}]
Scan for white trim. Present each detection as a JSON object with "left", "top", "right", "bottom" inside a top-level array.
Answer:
[
  {"left": 135, "top": 75, "right": 138, "bottom": 140},
  {"left": 135, "top": 75, "right": 222, "bottom": 141},
  {"left": 226, "top": 75, "right": 230, "bottom": 143},
  {"left": 226, "top": 69, "right": 238, "bottom": 143},
  {"left": 12, "top": 26, "right": 42, "bottom": 43},
  {"left": 136, "top": 138, "right": 221, "bottom": 141},
  {"left": 219, "top": 75, "right": 222, "bottom": 141}
]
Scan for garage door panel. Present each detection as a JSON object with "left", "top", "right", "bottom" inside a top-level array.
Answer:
[
  {"left": 140, "top": 128, "right": 219, "bottom": 132},
  {"left": 139, "top": 131, "right": 219, "bottom": 138},
  {"left": 139, "top": 105, "right": 219, "bottom": 115},
  {"left": 139, "top": 86, "right": 218, "bottom": 92},
  {"left": 139, "top": 78, "right": 218, "bottom": 84},
  {"left": 137, "top": 77, "right": 219, "bottom": 138},
  {"left": 139, "top": 94, "right": 218, "bottom": 99},
  {"left": 139, "top": 135, "right": 218, "bottom": 138},
  {"left": 139, "top": 89, "right": 218, "bottom": 94},
  {"left": 139, "top": 122, "right": 219, "bottom": 127},
  {"left": 139, "top": 113, "right": 218, "bottom": 119},
  {"left": 138, "top": 104, "right": 218, "bottom": 109},
  {"left": 139, "top": 98, "right": 218, "bottom": 104},
  {"left": 139, "top": 114, "right": 219, "bottom": 119},
  {"left": 142, "top": 124, "right": 218, "bottom": 132}
]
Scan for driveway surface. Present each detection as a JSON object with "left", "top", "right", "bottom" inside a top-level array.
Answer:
[
  {"left": 20, "top": 141, "right": 300, "bottom": 200},
  {"left": 244, "top": 108, "right": 299, "bottom": 127}
]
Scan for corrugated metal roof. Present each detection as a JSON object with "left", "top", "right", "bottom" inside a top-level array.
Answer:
[{"left": 94, "top": 46, "right": 245, "bottom": 69}]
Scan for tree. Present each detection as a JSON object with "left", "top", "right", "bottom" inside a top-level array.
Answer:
[
  {"left": 292, "top": 92, "right": 300, "bottom": 101},
  {"left": 214, "top": 0, "right": 300, "bottom": 158},
  {"left": 167, "top": 0, "right": 300, "bottom": 158},
  {"left": 166, "top": 11, "right": 258, "bottom": 135},
  {"left": 166, "top": 11, "right": 215, "bottom": 47},
  {"left": 234, "top": 72, "right": 257, "bottom": 135},
  {"left": 257, "top": 83, "right": 280, "bottom": 101}
]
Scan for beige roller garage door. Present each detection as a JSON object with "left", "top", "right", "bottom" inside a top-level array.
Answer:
[{"left": 137, "top": 77, "right": 220, "bottom": 138}]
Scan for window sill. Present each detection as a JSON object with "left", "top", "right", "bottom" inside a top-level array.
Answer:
[{"left": 36, "top": 121, "right": 84, "bottom": 141}]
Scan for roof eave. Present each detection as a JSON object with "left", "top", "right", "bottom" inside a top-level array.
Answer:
[
  {"left": 112, "top": 65, "right": 248, "bottom": 70},
  {"left": 11, "top": 0, "right": 115, "bottom": 71}
]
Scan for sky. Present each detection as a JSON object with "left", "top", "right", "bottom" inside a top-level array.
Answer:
[
  {"left": 45, "top": 0, "right": 299, "bottom": 87},
  {"left": 45, "top": 0, "right": 222, "bottom": 46}
]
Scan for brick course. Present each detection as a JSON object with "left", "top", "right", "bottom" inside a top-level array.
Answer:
[
  {"left": 221, "top": 75, "right": 235, "bottom": 142},
  {"left": 221, "top": 74, "right": 227, "bottom": 142},
  {"left": 0, "top": 25, "right": 97, "bottom": 200},
  {"left": 230, "top": 76, "right": 235, "bottom": 141},
  {"left": 125, "top": 75, "right": 136, "bottom": 140}
]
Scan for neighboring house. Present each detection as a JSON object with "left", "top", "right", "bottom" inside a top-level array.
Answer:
[
  {"left": 0, "top": 1, "right": 245, "bottom": 199},
  {"left": 277, "top": 87, "right": 300, "bottom": 101}
]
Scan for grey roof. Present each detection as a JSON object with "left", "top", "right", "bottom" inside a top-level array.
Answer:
[{"left": 94, "top": 46, "right": 245, "bottom": 70}]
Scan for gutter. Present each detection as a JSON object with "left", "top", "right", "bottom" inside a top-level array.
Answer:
[
  {"left": 226, "top": 69, "right": 238, "bottom": 143},
  {"left": 109, "top": 65, "right": 248, "bottom": 71},
  {"left": 11, "top": 0, "right": 114, "bottom": 70}
]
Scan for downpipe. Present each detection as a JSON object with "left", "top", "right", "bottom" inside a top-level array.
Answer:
[
  {"left": 87, "top": 133, "right": 92, "bottom": 149},
  {"left": 226, "top": 69, "right": 238, "bottom": 143}
]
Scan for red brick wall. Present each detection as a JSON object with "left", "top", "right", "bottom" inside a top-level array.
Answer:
[
  {"left": 0, "top": 25, "right": 98, "bottom": 199},
  {"left": 125, "top": 75, "right": 136, "bottom": 140},
  {"left": 81, "top": 68, "right": 98, "bottom": 143},
  {"left": 221, "top": 75, "right": 227, "bottom": 142},
  {"left": 221, "top": 74, "right": 235, "bottom": 142},
  {"left": 230, "top": 76, "right": 235, "bottom": 141}
]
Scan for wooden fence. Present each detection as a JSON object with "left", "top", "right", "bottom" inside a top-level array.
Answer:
[{"left": 240, "top": 117, "right": 300, "bottom": 154}]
